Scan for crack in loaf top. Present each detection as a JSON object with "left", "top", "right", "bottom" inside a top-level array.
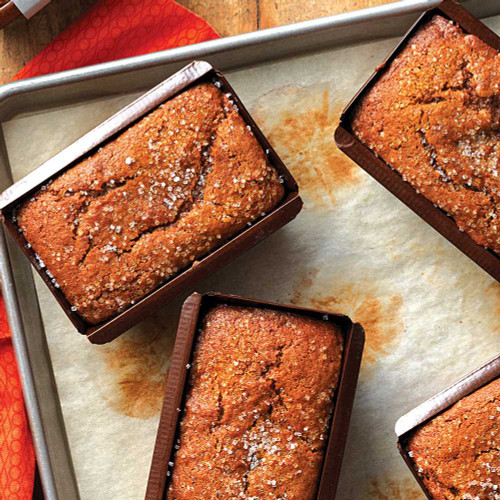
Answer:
[
  {"left": 16, "top": 83, "right": 285, "bottom": 325},
  {"left": 351, "top": 15, "right": 500, "bottom": 255},
  {"left": 407, "top": 377, "right": 500, "bottom": 499},
  {"left": 167, "top": 305, "right": 344, "bottom": 500}
]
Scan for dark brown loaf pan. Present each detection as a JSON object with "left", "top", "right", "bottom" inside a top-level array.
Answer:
[
  {"left": 33, "top": 463, "right": 45, "bottom": 500},
  {"left": 145, "top": 291, "right": 365, "bottom": 500},
  {"left": 0, "top": 0, "right": 51, "bottom": 29},
  {"left": 395, "top": 355, "right": 500, "bottom": 499},
  {"left": 0, "top": 1, "right": 21, "bottom": 29},
  {"left": 335, "top": 0, "right": 500, "bottom": 282},
  {"left": 0, "top": 61, "right": 303, "bottom": 344}
]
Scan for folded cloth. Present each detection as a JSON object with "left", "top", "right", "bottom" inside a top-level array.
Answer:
[
  {"left": 15, "top": 0, "right": 219, "bottom": 80},
  {"left": 0, "top": 296, "right": 35, "bottom": 499},
  {"left": 2, "top": 1, "right": 219, "bottom": 497}
]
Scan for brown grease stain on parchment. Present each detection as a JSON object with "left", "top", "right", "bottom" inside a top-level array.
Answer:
[
  {"left": 368, "top": 478, "right": 425, "bottom": 500},
  {"left": 97, "top": 309, "right": 177, "bottom": 419},
  {"left": 290, "top": 268, "right": 404, "bottom": 364},
  {"left": 252, "top": 85, "right": 360, "bottom": 207}
]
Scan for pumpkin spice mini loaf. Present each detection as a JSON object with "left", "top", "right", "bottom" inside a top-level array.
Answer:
[
  {"left": 167, "top": 305, "right": 344, "bottom": 500},
  {"left": 15, "top": 83, "right": 284, "bottom": 325},
  {"left": 351, "top": 15, "right": 500, "bottom": 255},
  {"left": 407, "top": 377, "right": 500, "bottom": 500}
]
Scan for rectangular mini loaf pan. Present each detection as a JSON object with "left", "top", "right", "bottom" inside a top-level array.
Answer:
[
  {"left": 335, "top": 0, "right": 500, "bottom": 282},
  {"left": 33, "top": 464, "right": 45, "bottom": 500},
  {"left": 0, "top": 1, "right": 22, "bottom": 29},
  {"left": 395, "top": 354, "right": 500, "bottom": 499},
  {"left": 0, "top": 61, "right": 303, "bottom": 344},
  {"left": 145, "top": 291, "right": 365, "bottom": 500}
]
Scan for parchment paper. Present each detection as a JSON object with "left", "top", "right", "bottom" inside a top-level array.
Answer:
[{"left": 2, "top": 15, "right": 500, "bottom": 500}]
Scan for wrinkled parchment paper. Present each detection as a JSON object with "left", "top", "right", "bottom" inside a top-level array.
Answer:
[{"left": 2, "top": 15, "right": 500, "bottom": 500}]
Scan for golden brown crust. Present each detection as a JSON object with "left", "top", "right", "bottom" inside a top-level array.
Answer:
[
  {"left": 351, "top": 15, "right": 500, "bottom": 254},
  {"left": 407, "top": 377, "right": 500, "bottom": 500},
  {"left": 168, "top": 305, "right": 344, "bottom": 500},
  {"left": 16, "top": 84, "right": 284, "bottom": 324}
]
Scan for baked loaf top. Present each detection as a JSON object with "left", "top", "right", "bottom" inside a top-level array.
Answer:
[
  {"left": 407, "top": 377, "right": 500, "bottom": 500},
  {"left": 351, "top": 15, "right": 500, "bottom": 254},
  {"left": 16, "top": 83, "right": 284, "bottom": 324},
  {"left": 168, "top": 305, "right": 344, "bottom": 500}
]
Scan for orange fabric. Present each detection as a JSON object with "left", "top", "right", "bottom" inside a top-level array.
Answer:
[
  {"left": 15, "top": 0, "right": 219, "bottom": 80},
  {"left": 2, "top": 1, "right": 219, "bottom": 498},
  {"left": 0, "top": 297, "right": 35, "bottom": 500}
]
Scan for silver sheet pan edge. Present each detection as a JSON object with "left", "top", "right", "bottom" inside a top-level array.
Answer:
[
  {"left": 0, "top": 229, "right": 80, "bottom": 500},
  {"left": 0, "top": 1, "right": 499, "bottom": 499},
  {"left": 0, "top": 0, "right": 498, "bottom": 117},
  {"left": 0, "top": 230, "right": 56, "bottom": 500}
]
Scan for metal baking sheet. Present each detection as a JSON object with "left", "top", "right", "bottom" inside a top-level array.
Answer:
[{"left": 0, "top": 1, "right": 499, "bottom": 499}]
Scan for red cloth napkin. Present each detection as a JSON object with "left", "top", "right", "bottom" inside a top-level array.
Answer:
[
  {"left": 0, "top": 296, "right": 35, "bottom": 500},
  {"left": 2, "top": 1, "right": 219, "bottom": 497},
  {"left": 15, "top": 0, "right": 219, "bottom": 80}
]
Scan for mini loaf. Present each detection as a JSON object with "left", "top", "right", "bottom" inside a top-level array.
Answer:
[
  {"left": 351, "top": 15, "right": 500, "bottom": 254},
  {"left": 168, "top": 305, "right": 344, "bottom": 500},
  {"left": 16, "top": 83, "right": 284, "bottom": 324},
  {"left": 407, "top": 377, "right": 500, "bottom": 499}
]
